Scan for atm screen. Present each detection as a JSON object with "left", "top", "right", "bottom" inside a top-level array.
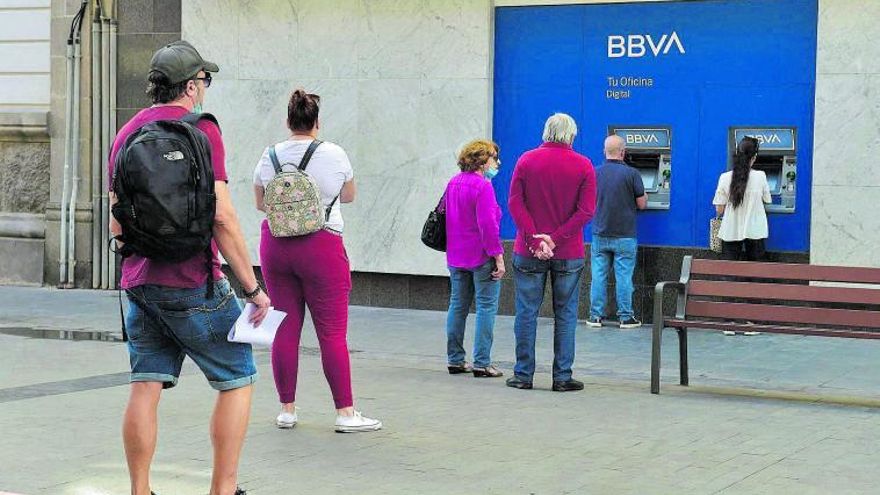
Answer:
[
  {"left": 627, "top": 154, "right": 660, "bottom": 191},
  {"left": 753, "top": 155, "right": 784, "bottom": 194},
  {"left": 766, "top": 173, "right": 780, "bottom": 194},
  {"left": 639, "top": 168, "right": 657, "bottom": 190}
]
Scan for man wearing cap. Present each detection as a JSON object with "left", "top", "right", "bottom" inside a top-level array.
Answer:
[{"left": 109, "top": 41, "right": 269, "bottom": 495}]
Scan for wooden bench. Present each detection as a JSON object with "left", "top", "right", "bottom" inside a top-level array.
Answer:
[{"left": 651, "top": 256, "right": 880, "bottom": 394}]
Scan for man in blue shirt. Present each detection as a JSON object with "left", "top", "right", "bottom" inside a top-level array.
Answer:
[{"left": 588, "top": 134, "right": 647, "bottom": 328}]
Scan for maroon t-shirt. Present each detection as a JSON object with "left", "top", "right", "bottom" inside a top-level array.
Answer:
[{"left": 108, "top": 105, "right": 227, "bottom": 289}]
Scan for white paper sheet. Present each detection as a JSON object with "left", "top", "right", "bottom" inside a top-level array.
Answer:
[{"left": 228, "top": 303, "right": 287, "bottom": 347}]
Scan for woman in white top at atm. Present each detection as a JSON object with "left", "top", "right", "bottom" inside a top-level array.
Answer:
[
  {"left": 712, "top": 135, "right": 771, "bottom": 261},
  {"left": 712, "top": 136, "right": 771, "bottom": 336}
]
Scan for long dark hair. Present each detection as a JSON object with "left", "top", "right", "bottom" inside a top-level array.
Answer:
[
  {"left": 729, "top": 136, "right": 759, "bottom": 209},
  {"left": 287, "top": 89, "right": 320, "bottom": 133}
]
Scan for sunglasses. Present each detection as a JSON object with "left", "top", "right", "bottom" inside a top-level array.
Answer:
[{"left": 194, "top": 72, "right": 212, "bottom": 88}]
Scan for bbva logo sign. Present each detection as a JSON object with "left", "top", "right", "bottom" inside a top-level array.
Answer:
[
  {"left": 625, "top": 133, "right": 660, "bottom": 145},
  {"left": 750, "top": 133, "right": 783, "bottom": 145},
  {"left": 608, "top": 32, "right": 686, "bottom": 58}
]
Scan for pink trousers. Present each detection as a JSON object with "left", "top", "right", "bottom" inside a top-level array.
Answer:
[{"left": 260, "top": 223, "right": 353, "bottom": 408}]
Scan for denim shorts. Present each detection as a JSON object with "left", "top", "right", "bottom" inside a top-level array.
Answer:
[{"left": 125, "top": 278, "right": 258, "bottom": 391}]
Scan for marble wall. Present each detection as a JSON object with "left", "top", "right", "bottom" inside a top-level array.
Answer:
[
  {"left": 811, "top": 0, "right": 880, "bottom": 268},
  {"left": 182, "top": 0, "right": 492, "bottom": 276},
  {"left": 181, "top": 0, "right": 879, "bottom": 276}
]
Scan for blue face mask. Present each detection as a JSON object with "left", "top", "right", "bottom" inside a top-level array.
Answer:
[
  {"left": 484, "top": 166, "right": 499, "bottom": 180},
  {"left": 189, "top": 91, "right": 203, "bottom": 114}
]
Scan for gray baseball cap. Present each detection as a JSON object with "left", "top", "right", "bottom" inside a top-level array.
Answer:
[{"left": 149, "top": 40, "right": 219, "bottom": 84}]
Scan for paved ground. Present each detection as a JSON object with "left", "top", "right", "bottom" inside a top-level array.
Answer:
[{"left": 1, "top": 286, "right": 879, "bottom": 494}]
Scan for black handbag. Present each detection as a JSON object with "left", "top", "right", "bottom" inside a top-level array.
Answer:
[{"left": 421, "top": 191, "right": 447, "bottom": 252}]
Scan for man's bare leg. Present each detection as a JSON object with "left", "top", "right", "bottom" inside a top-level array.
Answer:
[
  {"left": 209, "top": 385, "right": 253, "bottom": 495},
  {"left": 123, "top": 382, "right": 164, "bottom": 495}
]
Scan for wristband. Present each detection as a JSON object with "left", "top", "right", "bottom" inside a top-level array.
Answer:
[{"left": 243, "top": 284, "right": 262, "bottom": 299}]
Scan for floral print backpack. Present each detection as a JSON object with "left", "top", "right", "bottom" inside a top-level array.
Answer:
[{"left": 264, "top": 140, "right": 336, "bottom": 237}]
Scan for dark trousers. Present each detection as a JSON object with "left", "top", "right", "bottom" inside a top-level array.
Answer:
[{"left": 721, "top": 239, "right": 766, "bottom": 261}]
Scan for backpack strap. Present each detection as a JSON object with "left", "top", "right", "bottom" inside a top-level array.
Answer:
[
  {"left": 298, "top": 140, "right": 323, "bottom": 171},
  {"left": 325, "top": 194, "right": 339, "bottom": 222},
  {"left": 268, "top": 145, "right": 283, "bottom": 175},
  {"left": 180, "top": 112, "right": 221, "bottom": 133}
]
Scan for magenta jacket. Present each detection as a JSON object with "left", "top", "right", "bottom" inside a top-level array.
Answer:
[
  {"left": 444, "top": 172, "right": 504, "bottom": 269},
  {"left": 508, "top": 142, "right": 597, "bottom": 260}
]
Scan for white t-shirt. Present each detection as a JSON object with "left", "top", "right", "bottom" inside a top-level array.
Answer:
[
  {"left": 712, "top": 169, "right": 772, "bottom": 242},
  {"left": 253, "top": 138, "right": 353, "bottom": 233}
]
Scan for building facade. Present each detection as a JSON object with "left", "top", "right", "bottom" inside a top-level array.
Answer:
[
  {"left": 0, "top": 0, "right": 51, "bottom": 285},
  {"left": 1, "top": 0, "right": 877, "bottom": 321}
]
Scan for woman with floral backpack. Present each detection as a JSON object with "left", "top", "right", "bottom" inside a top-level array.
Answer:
[{"left": 253, "top": 89, "right": 381, "bottom": 433}]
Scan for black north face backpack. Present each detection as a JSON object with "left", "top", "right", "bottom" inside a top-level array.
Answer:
[{"left": 111, "top": 113, "right": 217, "bottom": 277}]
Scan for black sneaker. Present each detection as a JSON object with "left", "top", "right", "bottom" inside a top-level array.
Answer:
[
  {"left": 619, "top": 317, "right": 642, "bottom": 329},
  {"left": 505, "top": 376, "right": 533, "bottom": 389},
  {"left": 552, "top": 379, "right": 584, "bottom": 392},
  {"left": 235, "top": 488, "right": 247, "bottom": 495},
  {"left": 586, "top": 316, "right": 603, "bottom": 328}
]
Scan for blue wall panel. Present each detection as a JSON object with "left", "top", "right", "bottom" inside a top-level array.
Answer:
[{"left": 493, "top": 0, "right": 818, "bottom": 252}]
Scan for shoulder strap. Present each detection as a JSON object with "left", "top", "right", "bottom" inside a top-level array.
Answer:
[
  {"left": 436, "top": 185, "right": 449, "bottom": 213},
  {"left": 180, "top": 112, "right": 221, "bottom": 133},
  {"left": 298, "top": 140, "right": 323, "bottom": 171},
  {"left": 268, "top": 145, "right": 282, "bottom": 174},
  {"left": 325, "top": 194, "right": 340, "bottom": 221}
]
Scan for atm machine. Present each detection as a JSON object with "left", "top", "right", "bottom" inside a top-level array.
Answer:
[
  {"left": 609, "top": 126, "right": 672, "bottom": 210},
  {"left": 729, "top": 127, "right": 797, "bottom": 213}
]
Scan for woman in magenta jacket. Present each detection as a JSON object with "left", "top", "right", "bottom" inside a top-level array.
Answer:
[{"left": 443, "top": 140, "right": 506, "bottom": 378}]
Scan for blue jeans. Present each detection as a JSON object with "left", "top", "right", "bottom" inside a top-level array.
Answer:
[
  {"left": 590, "top": 235, "right": 638, "bottom": 320},
  {"left": 125, "top": 278, "right": 257, "bottom": 391},
  {"left": 512, "top": 254, "right": 584, "bottom": 382},
  {"left": 446, "top": 259, "right": 501, "bottom": 368}
]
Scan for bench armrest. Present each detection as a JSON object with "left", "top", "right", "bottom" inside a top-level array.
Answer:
[{"left": 653, "top": 281, "right": 686, "bottom": 325}]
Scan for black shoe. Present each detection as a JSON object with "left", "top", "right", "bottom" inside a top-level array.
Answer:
[
  {"left": 586, "top": 316, "right": 603, "bottom": 328},
  {"left": 552, "top": 379, "right": 584, "bottom": 392},
  {"left": 506, "top": 376, "right": 533, "bottom": 389},
  {"left": 447, "top": 362, "right": 473, "bottom": 375},
  {"left": 235, "top": 488, "right": 247, "bottom": 495},
  {"left": 473, "top": 365, "right": 504, "bottom": 378},
  {"left": 619, "top": 317, "right": 642, "bottom": 329}
]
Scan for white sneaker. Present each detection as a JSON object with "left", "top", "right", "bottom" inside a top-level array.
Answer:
[
  {"left": 743, "top": 331, "right": 761, "bottom": 336},
  {"left": 722, "top": 330, "right": 736, "bottom": 336},
  {"left": 334, "top": 411, "right": 382, "bottom": 433},
  {"left": 276, "top": 409, "right": 298, "bottom": 429}
]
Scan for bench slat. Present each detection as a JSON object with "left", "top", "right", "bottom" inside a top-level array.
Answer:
[
  {"left": 663, "top": 319, "right": 880, "bottom": 339},
  {"left": 685, "top": 300, "right": 880, "bottom": 328},
  {"left": 690, "top": 259, "right": 880, "bottom": 284},
  {"left": 687, "top": 280, "right": 880, "bottom": 305}
]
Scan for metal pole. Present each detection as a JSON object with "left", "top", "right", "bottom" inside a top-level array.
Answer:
[
  {"left": 90, "top": 16, "right": 102, "bottom": 288},
  {"left": 100, "top": 16, "right": 110, "bottom": 289},
  {"left": 67, "top": 38, "right": 83, "bottom": 286},
  {"left": 59, "top": 42, "right": 74, "bottom": 286},
  {"left": 108, "top": 19, "right": 118, "bottom": 288}
]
